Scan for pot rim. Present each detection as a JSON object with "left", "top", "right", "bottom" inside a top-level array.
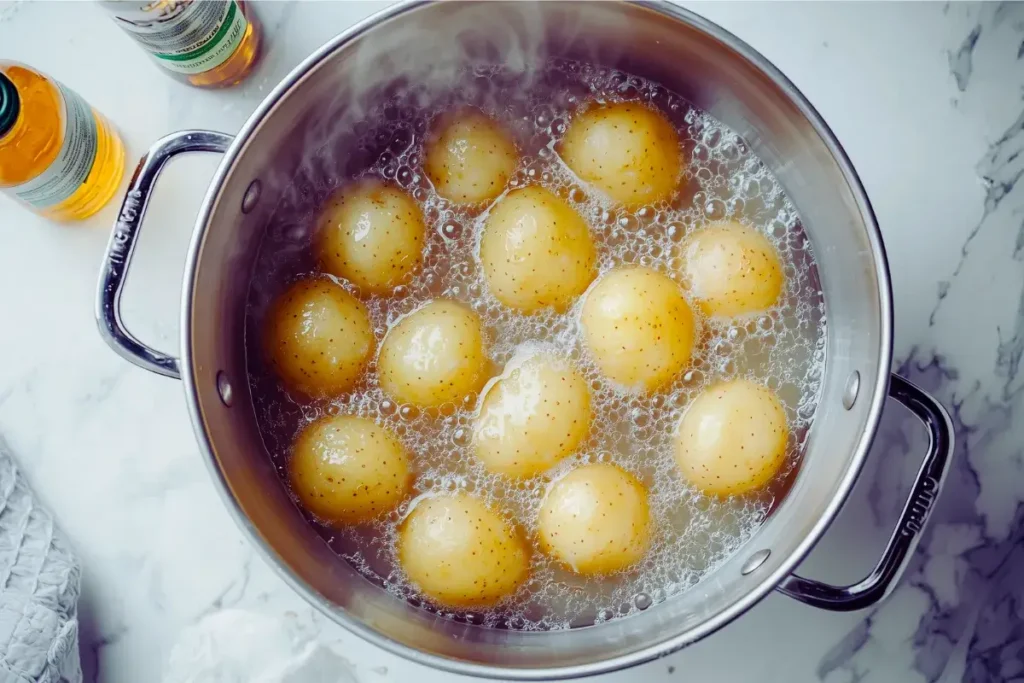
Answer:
[{"left": 180, "top": 1, "right": 894, "bottom": 678}]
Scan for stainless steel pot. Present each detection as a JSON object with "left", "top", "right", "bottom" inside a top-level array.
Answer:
[{"left": 95, "top": 2, "right": 954, "bottom": 679}]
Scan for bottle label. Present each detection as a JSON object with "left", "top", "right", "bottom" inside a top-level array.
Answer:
[
  {"left": 110, "top": 1, "right": 248, "bottom": 75},
  {"left": 12, "top": 82, "right": 99, "bottom": 210}
]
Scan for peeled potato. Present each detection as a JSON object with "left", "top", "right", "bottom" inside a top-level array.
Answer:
[
  {"left": 559, "top": 101, "right": 681, "bottom": 208},
  {"left": 580, "top": 266, "right": 695, "bottom": 392},
  {"left": 473, "top": 353, "right": 592, "bottom": 478},
  {"left": 289, "top": 415, "right": 411, "bottom": 524},
  {"left": 315, "top": 179, "right": 426, "bottom": 295},
  {"left": 398, "top": 493, "right": 530, "bottom": 608},
  {"left": 479, "top": 186, "right": 597, "bottom": 313},
  {"left": 679, "top": 221, "right": 784, "bottom": 317},
  {"left": 263, "top": 277, "right": 375, "bottom": 397},
  {"left": 425, "top": 108, "right": 518, "bottom": 205},
  {"left": 674, "top": 378, "right": 789, "bottom": 496},
  {"left": 378, "top": 299, "right": 489, "bottom": 408},
  {"left": 537, "top": 463, "right": 651, "bottom": 575}
]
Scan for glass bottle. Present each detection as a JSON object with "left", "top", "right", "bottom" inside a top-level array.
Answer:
[
  {"left": 104, "top": 0, "right": 263, "bottom": 88},
  {"left": 0, "top": 63, "right": 125, "bottom": 222}
]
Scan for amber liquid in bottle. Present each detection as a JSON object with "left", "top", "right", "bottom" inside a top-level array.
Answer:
[
  {"left": 0, "top": 63, "right": 125, "bottom": 221},
  {"left": 107, "top": 0, "right": 263, "bottom": 88}
]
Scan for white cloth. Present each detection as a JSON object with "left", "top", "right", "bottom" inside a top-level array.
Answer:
[
  {"left": 163, "top": 609, "right": 359, "bottom": 683},
  {"left": 0, "top": 440, "right": 82, "bottom": 683}
]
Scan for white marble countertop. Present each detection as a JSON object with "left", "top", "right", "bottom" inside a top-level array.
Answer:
[{"left": 2, "top": 2, "right": 1022, "bottom": 682}]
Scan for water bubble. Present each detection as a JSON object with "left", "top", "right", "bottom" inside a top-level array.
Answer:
[
  {"left": 704, "top": 198, "right": 726, "bottom": 219},
  {"left": 683, "top": 369, "right": 704, "bottom": 386},
  {"left": 703, "top": 128, "right": 722, "bottom": 148},
  {"left": 442, "top": 222, "right": 462, "bottom": 240},
  {"left": 618, "top": 214, "right": 638, "bottom": 231}
]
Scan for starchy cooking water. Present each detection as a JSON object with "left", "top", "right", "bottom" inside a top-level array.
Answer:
[{"left": 245, "top": 60, "right": 826, "bottom": 630}]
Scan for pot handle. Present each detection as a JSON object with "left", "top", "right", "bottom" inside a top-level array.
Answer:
[
  {"left": 96, "top": 130, "right": 233, "bottom": 380},
  {"left": 776, "top": 373, "right": 954, "bottom": 611}
]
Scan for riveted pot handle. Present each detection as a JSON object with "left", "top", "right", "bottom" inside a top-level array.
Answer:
[
  {"left": 776, "top": 374, "right": 954, "bottom": 611},
  {"left": 95, "top": 130, "right": 233, "bottom": 379}
]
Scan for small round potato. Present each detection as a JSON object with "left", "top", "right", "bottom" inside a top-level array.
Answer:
[
  {"left": 473, "top": 353, "right": 592, "bottom": 478},
  {"left": 398, "top": 493, "right": 530, "bottom": 608},
  {"left": 674, "top": 378, "right": 789, "bottom": 496},
  {"left": 580, "top": 267, "right": 696, "bottom": 392},
  {"left": 425, "top": 108, "right": 518, "bottom": 205},
  {"left": 263, "top": 277, "right": 375, "bottom": 397},
  {"left": 378, "top": 299, "right": 489, "bottom": 408},
  {"left": 559, "top": 101, "right": 681, "bottom": 208},
  {"left": 289, "top": 415, "right": 412, "bottom": 524},
  {"left": 678, "top": 221, "right": 784, "bottom": 318},
  {"left": 480, "top": 186, "right": 597, "bottom": 313},
  {"left": 315, "top": 179, "right": 426, "bottom": 295},
  {"left": 537, "top": 463, "right": 651, "bottom": 575}
]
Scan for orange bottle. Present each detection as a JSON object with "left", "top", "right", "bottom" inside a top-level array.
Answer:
[
  {"left": 0, "top": 63, "right": 125, "bottom": 221},
  {"left": 105, "top": 1, "right": 263, "bottom": 88}
]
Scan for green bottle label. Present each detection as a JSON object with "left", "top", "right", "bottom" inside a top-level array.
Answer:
[{"left": 110, "top": 1, "right": 248, "bottom": 75}]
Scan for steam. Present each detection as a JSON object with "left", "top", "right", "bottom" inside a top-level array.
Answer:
[
  {"left": 264, "top": 2, "right": 621, "bottom": 212},
  {"left": 248, "top": 2, "right": 611, "bottom": 310}
]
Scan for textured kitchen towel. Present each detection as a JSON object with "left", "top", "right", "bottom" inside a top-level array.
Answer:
[{"left": 0, "top": 440, "right": 83, "bottom": 683}]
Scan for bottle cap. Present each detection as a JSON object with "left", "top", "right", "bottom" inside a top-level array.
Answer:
[{"left": 0, "top": 72, "right": 19, "bottom": 138}]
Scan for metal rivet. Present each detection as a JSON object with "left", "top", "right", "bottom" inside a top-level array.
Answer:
[
  {"left": 217, "top": 371, "right": 233, "bottom": 407},
  {"left": 241, "top": 179, "right": 261, "bottom": 214},
  {"left": 842, "top": 371, "right": 860, "bottom": 410},
  {"left": 741, "top": 549, "right": 771, "bottom": 575}
]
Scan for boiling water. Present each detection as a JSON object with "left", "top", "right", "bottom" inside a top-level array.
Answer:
[{"left": 245, "top": 60, "right": 826, "bottom": 630}]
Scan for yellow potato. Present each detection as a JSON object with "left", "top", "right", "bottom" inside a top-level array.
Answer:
[
  {"left": 580, "top": 266, "right": 695, "bottom": 392},
  {"left": 674, "top": 379, "right": 789, "bottom": 496},
  {"left": 289, "top": 415, "right": 412, "bottom": 524},
  {"left": 678, "top": 221, "right": 784, "bottom": 318},
  {"left": 559, "top": 101, "right": 681, "bottom": 208},
  {"left": 479, "top": 186, "right": 597, "bottom": 313},
  {"left": 378, "top": 299, "right": 489, "bottom": 408},
  {"left": 315, "top": 179, "right": 426, "bottom": 295},
  {"left": 537, "top": 463, "right": 651, "bottom": 575},
  {"left": 398, "top": 493, "right": 530, "bottom": 608},
  {"left": 425, "top": 108, "right": 518, "bottom": 205},
  {"left": 473, "top": 353, "right": 592, "bottom": 478},
  {"left": 263, "top": 277, "right": 375, "bottom": 397}
]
